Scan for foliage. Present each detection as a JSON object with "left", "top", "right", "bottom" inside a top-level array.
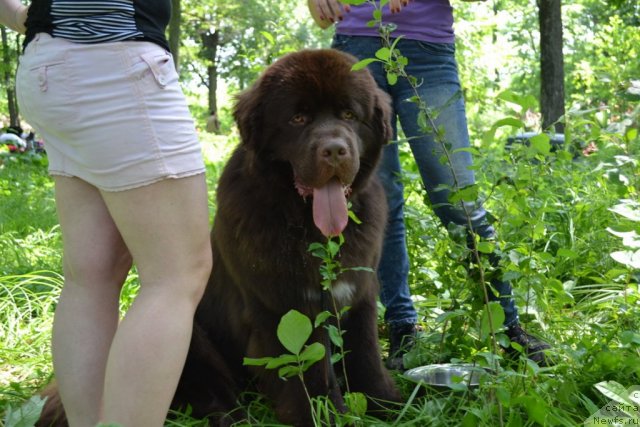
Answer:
[
  {"left": 2, "top": 97, "right": 638, "bottom": 427},
  {"left": 3, "top": 395, "right": 46, "bottom": 427},
  {"left": 243, "top": 309, "right": 327, "bottom": 381}
]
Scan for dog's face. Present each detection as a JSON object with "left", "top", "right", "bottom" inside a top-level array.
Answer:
[{"left": 233, "top": 49, "right": 392, "bottom": 237}]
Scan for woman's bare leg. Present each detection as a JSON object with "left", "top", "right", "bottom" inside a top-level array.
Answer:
[
  {"left": 52, "top": 173, "right": 211, "bottom": 427},
  {"left": 99, "top": 174, "right": 212, "bottom": 427},
  {"left": 52, "top": 176, "right": 133, "bottom": 426}
]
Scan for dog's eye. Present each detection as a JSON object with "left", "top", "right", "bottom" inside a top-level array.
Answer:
[
  {"left": 289, "top": 114, "right": 308, "bottom": 126},
  {"left": 341, "top": 110, "right": 356, "bottom": 121}
]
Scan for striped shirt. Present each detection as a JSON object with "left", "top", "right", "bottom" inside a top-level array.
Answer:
[
  {"left": 51, "top": 0, "right": 143, "bottom": 43},
  {"left": 25, "top": 0, "right": 171, "bottom": 50}
]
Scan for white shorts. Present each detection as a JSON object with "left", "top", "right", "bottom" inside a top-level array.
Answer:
[{"left": 16, "top": 33, "right": 205, "bottom": 191}]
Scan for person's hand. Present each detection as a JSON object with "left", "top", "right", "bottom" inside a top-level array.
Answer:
[
  {"left": 14, "top": 3, "right": 27, "bottom": 34},
  {"left": 0, "top": 0, "right": 28, "bottom": 34},
  {"left": 308, "top": 0, "right": 413, "bottom": 29},
  {"left": 308, "top": 0, "right": 350, "bottom": 29},
  {"left": 389, "top": 0, "right": 411, "bottom": 14}
]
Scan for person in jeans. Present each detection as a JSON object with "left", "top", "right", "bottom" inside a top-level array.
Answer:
[
  {"left": 309, "top": 0, "right": 552, "bottom": 369},
  {"left": 1, "top": 1, "right": 212, "bottom": 425}
]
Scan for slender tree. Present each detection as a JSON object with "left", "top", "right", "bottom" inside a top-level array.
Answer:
[
  {"left": 538, "top": 0, "right": 566, "bottom": 133},
  {"left": 1, "top": 27, "right": 20, "bottom": 128},
  {"left": 169, "top": 0, "right": 182, "bottom": 72},
  {"left": 201, "top": 30, "right": 219, "bottom": 132}
]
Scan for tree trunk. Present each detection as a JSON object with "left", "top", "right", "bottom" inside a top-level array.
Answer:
[
  {"left": 538, "top": 0, "right": 565, "bottom": 133},
  {"left": 168, "top": 0, "right": 181, "bottom": 72},
  {"left": 2, "top": 27, "right": 20, "bottom": 128},
  {"left": 201, "top": 31, "right": 220, "bottom": 133}
]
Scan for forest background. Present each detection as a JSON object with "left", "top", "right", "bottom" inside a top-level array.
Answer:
[{"left": 1, "top": 0, "right": 639, "bottom": 425}]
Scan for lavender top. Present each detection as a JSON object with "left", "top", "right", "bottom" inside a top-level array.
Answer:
[{"left": 336, "top": 0, "right": 455, "bottom": 43}]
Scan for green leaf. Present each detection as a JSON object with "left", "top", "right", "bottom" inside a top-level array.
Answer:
[
  {"left": 480, "top": 301, "right": 505, "bottom": 341},
  {"left": 345, "top": 392, "right": 368, "bottom": 417},
  {"left": 461, "top": 412, "right": 479, "bottom": 427},
  {"left": 260, "top": 31, "right": 275, "bottom": 45},
  {"left": 330, "top": 352, "right": 344, "bottom": 364},
  {"left": 278, "top": 365, "right": 301, "bottom": 378},
  {"left": 299, "top": 342, "right": 326, "bottom": 365},
  {"left": 243, "top": 356, "right": 272, "bottom": 366},
  {"left": 495, "top": 386, "right": 512, "bottom": 406},
  {"left": 266, "top": 354, "right": 298, "bottom": 370},
  {"left": 476, "top": 241, "right": 495, "bottom": 254},
  {"left": 435, "top": 309, "right": 467, "bottom": 324},
  {"left": 3, "top": 396, "right": 47, "bottom": 427},
  {"left": 483, "top": 117, "right": 525, "bottom": 145},
  {"left": 327, "top": 239, "right": 341, "bottom": 258},
  {"left": 494, "top": 117, "right": 526, "bottom": 129},
  {"left": 348, "top": 209, "right": 363, "bottom": 224},
  {"left": 448, "top": 184, "right": 478, "bottom": 204},
  {"left": 610, "top": 250, "right": 640, "bottom": 269},
  {"left": 497, "top": 90, "right": 538, "bottom": 112},
  {"left": 344, "top": 266, "right": 374, "bottom": 275},
  {"left": 375, "top": 47, "right": 391, "bottom": 61},
  {"left": 530, "top": 134, "right": 551, "bottom": 155},
  {"left": 417, "top": 110, "right": 429, "bottom": 133},
  {"left": 620, "top": 331, "right": 640, "bottom": 346},
  {"left": 609, "top": 200, "right": 640, "bottom": 222},
  {"left": 308, "top": 242, "right": 327, "bottom": 258},
  {"left": 351, "top": 58, "right": 377, "bottom": 71},
  {"left": 315, "top": 311, "right": 332, "bottom": 328},
  {"left": 557, "top": 248, "right": 579, "bottom": 259},
  {"left": 453, "top": 146, "right": 480, "bottom": 156},
  {"left": 277, "top": 310, "right": 312, "bottom": 355},
  {"left": 595, "top": 381, "right": 635, "bottom": 406},
  {"left": 514, "top": 395, "right": 548, "bottom": 424},
  {"left": 532, "top": 221, "right": 546, "bottom": 240},
  {"left": 326, "top": 324, "right": 344, "bottom": 348},
  {"left": 386, "top": 72, "right": 398, "bottom": 85},
  {"left": 607, "top": 229, "right": 640, "bottom": 248}
]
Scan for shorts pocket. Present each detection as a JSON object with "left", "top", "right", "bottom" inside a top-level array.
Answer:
[
  {"left": 29, "top": 61, "right": 66, "bottom": 92},
  {"left": 140, "top": 51, "right": 178, "bottom": 89},
  {"left": 17, "top": 59, "right": 73, "bottom": 126}
]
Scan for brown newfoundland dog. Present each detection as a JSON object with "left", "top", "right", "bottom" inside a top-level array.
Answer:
[{"left": 37, "top": 49, "right": 401, "bottom": 427}]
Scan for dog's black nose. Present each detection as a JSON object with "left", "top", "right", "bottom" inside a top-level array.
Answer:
[{"left": 319, "top": 139, "right": 349, "bottom": 163}]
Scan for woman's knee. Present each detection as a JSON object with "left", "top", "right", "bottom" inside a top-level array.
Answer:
[
  {"left": 143, "top": 240, "right": 212, "bottom": 306},
  {"left": 63, "top": 245, "right": 133, "bottom": 291}
]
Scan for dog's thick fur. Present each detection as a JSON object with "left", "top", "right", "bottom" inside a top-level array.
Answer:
[{"left": 37, "top": 49, "right": 400, "bottom": 427}]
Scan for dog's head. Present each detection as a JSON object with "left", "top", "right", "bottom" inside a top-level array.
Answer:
[{"left": 233, "top": 49, "right": 392, "bottom": 237}]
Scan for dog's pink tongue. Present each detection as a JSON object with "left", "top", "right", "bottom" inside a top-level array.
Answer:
[{"left": 313, "top": 178, "right": 348, "bottom": 237}]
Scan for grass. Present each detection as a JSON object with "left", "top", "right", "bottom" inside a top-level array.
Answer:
[{"left": 1, "top": 114, "right": 639, "bottom": 426}]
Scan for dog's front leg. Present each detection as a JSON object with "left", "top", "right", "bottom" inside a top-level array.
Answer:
[{"left": 246, "top": 322, "right": 346, "bottom": 426}]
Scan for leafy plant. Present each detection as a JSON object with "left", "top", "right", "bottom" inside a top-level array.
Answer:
[{"left": 243, "top": 309, "right": 326, "bottom": 381}]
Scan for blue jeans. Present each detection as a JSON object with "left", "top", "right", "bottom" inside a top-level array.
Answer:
[{"left": 332, "top": 35, "right": 519, "bottom": 328}]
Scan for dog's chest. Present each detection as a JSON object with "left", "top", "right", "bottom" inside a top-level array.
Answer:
[{"left": 304, "top": 280, "right": 356, "bottom": 307}]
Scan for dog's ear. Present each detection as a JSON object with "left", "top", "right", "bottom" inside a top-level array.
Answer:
[
  {"left": 374, "top": 88, "right": 393, "bottom": 144},
  {"left": 233, "top": 86, "right": 263, "bottom": 150}
]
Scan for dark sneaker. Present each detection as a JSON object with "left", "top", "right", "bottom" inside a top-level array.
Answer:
[
  {"left": 385, "top": 323, "right": 417, "bottom": 371},
  {"left": 504, "top": 324, "right": 553, "bottom": 367}
]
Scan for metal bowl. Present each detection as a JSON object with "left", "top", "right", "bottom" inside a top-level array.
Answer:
[{"left": 403, "top": 363, "right": 490, "bottom": 389}]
